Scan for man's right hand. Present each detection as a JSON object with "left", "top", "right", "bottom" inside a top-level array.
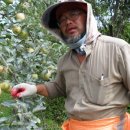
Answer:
[{"left": 11, "top": 83, "right": 37, "bottom": 98}]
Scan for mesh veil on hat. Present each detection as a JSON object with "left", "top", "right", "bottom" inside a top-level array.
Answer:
[{"left": 41, "top": 0, "right": 87, "bottom": 29}]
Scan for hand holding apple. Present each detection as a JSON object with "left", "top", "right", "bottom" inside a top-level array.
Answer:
[
  {"left": 11, "top": 87, "right": 25, "bottom": 98},
  {"left": 11, "top": 83, "right": 37, "bottom": 98}
]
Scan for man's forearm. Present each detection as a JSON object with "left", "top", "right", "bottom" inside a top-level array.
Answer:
[{"left": 36, "top": 84, "right": 49, "bottom": 97}]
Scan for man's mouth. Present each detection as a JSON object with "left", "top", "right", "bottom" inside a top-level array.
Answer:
[{"left": 66, "top": 27, "right": 77, "bottom": 34}]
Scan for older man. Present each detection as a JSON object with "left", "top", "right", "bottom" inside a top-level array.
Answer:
[{"left": 11, "top": 0, "right": 130, "bottom": 129}]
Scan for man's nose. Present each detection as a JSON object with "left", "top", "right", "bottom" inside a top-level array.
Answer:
[{"left": 66, "top": 17, "right": 73, "bottom": 24}]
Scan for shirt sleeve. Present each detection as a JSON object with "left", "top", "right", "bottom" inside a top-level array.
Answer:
[
  {"left": 118, "top": 41, "right": 130, "bottom": 90},
  {"left": 44, "top": 57, "right": 66, "bottom": 98}
]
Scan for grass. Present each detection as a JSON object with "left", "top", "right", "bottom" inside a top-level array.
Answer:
[
  {"left": 0, "top": 92, "right": 13, "bottom": 118},
  {"left": 0, "top": 92, "right": 62, "bottom": 130}
]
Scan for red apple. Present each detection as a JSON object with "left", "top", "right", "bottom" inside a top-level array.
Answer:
[{"left": 11, "top": 88, "right": 25, "bottom": 98}]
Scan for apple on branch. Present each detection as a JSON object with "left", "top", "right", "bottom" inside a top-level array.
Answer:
[
  {"left": 0, "top": 82, "right": 11, "bottom": 93},
  {"left": 16, "top": 13, "right": 26, "bottom": 21}
]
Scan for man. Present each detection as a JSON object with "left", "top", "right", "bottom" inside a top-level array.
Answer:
[{"left": 11, "top": 0, "right": 130, "bottom": 129}]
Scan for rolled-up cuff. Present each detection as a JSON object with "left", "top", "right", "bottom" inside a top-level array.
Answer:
[{"left": 44, "top": 82, "right": 59, "bottom": 98}]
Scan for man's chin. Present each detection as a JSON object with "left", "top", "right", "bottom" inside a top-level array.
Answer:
[{"left": 65, "top": 35, "right": 81, "bottom": 44}]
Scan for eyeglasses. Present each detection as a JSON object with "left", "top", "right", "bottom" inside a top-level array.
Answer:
[{"left": 57, "top": 10, "right": 84, "bottom": 27}]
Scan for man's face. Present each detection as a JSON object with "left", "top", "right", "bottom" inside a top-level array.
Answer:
[{"left": 57, "top": 9, "right": 86, "bottom": 43}]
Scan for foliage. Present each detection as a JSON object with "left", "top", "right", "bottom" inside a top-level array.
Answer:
[
  {"left": 0, "top": 0, "right": 66, "bottom": 84},
  {"left": 86, "top": 0, "right": 130, "bottom": 42},
  {"left": 0, "top": 95, "right": 45, "bottom": 130},
  {"left": 0, "top": 94, "right": 61, "bottom": 130},
  {"left": 44, "top": 97, "right": 67, "bottom": 124},
  {"left": 0, "top": 92, "right": 12, "bottom": 118},
  {"left": 0, "top": 0, "right": 67, "bottom": 129}
]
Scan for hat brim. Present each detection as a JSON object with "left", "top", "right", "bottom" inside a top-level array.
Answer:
[{"left": 41, "top": 1, "right": 87, "bottom": 29}]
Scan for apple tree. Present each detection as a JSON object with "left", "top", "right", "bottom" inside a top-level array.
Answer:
[{"left": 0, "top": 0, "right": 67, "bottom": 129}]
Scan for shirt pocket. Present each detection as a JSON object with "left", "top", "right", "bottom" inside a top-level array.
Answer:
[
  {"left": 84, "top": 73, "right": 114, "bottom": 105},
  {"left": 97, "top": 77, "right": 114, "bottom": 105}
]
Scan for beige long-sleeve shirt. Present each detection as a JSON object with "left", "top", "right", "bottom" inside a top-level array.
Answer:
[{"left": 45, "top": 35, "right": 130, "bottom": 120}]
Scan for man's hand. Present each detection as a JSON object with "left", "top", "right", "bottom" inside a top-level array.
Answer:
[{"left": 11, "top": 83, "right": 37, "bottom": 98}]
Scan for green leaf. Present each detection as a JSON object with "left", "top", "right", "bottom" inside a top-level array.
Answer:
[{"left": 0, "top": 117, "right": 9, "bottom": 124}]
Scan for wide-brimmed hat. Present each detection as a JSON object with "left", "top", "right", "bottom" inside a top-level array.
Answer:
[{"left": 41, "top": 0, "right": 87, "bottom": 29}]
